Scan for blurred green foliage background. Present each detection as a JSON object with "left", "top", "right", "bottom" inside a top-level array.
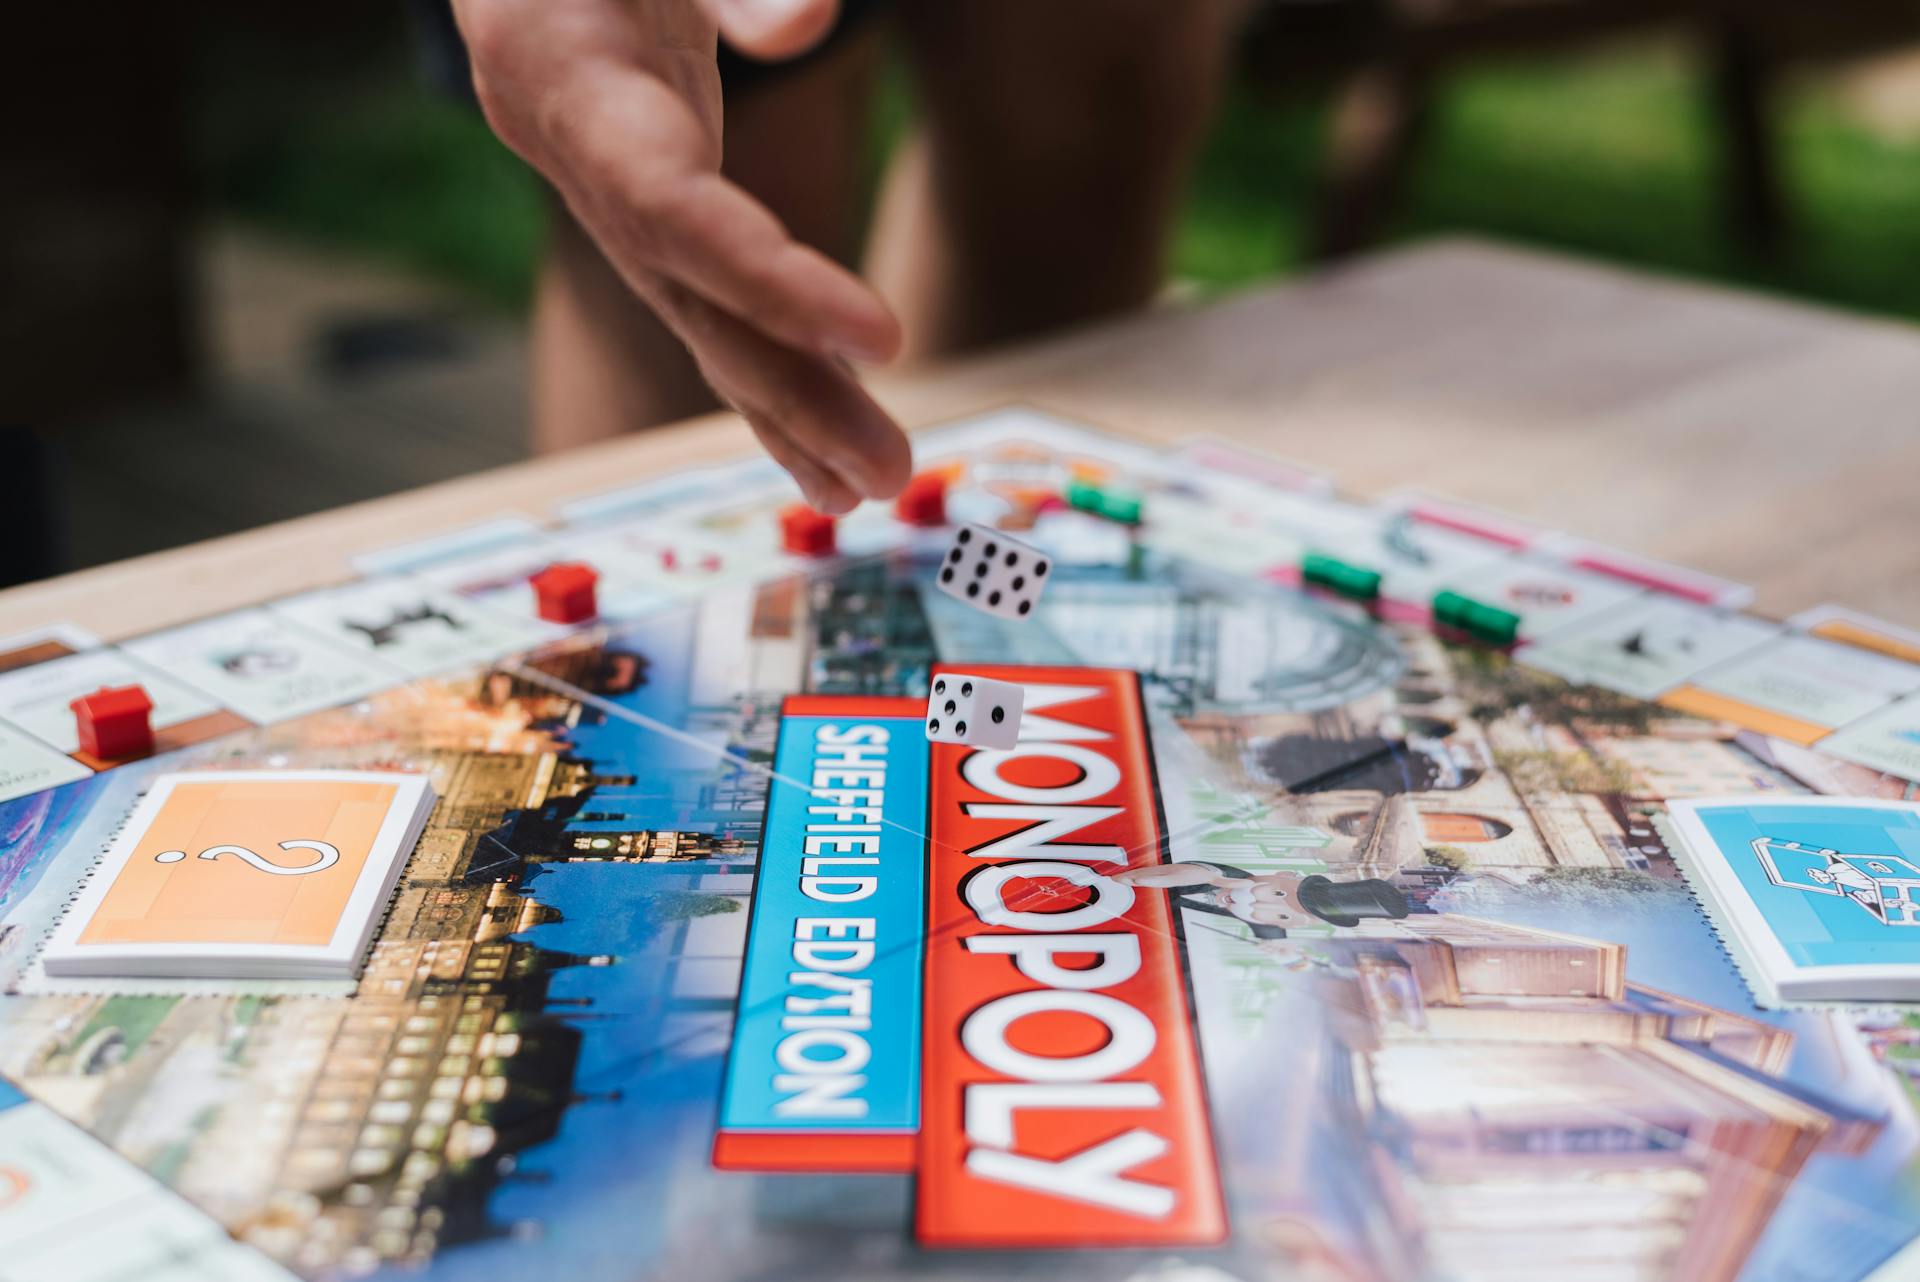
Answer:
[{"left": 200, "top": 25, "right": 1920, "bottom": 322}]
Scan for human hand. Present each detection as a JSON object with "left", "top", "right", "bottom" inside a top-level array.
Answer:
[{"left": 451, "top": 0, "right": 910, "bottom": 514}]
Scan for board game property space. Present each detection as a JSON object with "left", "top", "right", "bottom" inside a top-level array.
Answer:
[{"left": 5, "top": 407, "right": 1920, "bottom": 1281}]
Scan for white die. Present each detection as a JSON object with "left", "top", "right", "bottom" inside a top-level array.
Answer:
[
  {"left": 934, "top": 523, "right": 1049, "bottom": 620},
  {"left": 925, "top": 673, "right": 1023, "bottom": 749}
]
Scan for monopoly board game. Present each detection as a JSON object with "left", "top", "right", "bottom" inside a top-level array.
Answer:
[{"left": 5, "top": 407, "right": 1920, "bottom": 1282}]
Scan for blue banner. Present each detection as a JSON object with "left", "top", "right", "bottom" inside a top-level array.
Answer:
[{"left": 717, "top": 697, "right": 928, "bottom": 1154}]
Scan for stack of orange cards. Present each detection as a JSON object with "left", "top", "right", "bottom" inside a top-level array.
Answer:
[{"left": 40, "top": 770, "right": 436, "bottom": 980}]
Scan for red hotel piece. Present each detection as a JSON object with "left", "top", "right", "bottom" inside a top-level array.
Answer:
[
  {"left": 530, "top": 561, "right": 600, "bottom": 623},
  {"left": 70, "top": 684, "right": 155, "bottom": 759},
  {"left": 779, "top": 504, "right": 838, "bottom": 557},
  {"left": 893, "top": 471, "right": 948, "bottom": 527}
]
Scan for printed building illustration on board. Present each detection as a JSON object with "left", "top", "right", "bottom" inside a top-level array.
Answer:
[{"left": 1318, "top": 915, "right": 1882, "bottom": 1282}]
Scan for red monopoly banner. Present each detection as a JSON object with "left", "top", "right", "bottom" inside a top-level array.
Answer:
[{"left": 916, "top": 666, "right": 1225, "bottom": 1248}]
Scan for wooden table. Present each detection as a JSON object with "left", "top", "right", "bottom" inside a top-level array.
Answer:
[{"left": 7, "top": 236, "right": 1918, "bottom": 639}]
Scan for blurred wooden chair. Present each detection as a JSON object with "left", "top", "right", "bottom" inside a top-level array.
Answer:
[{"left": 1239, "top": 0, "right": 1920, "bottom": 262}]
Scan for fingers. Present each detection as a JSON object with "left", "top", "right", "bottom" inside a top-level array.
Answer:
[
  {"left": 700, "top": 0, "right": 841, "bottom": 61},
  {"left": 743, "top": 418, "right": 862, "bottom": 516},
  {"left": 482, "top": 17, "right": 909, "bottom": 508},
  {"left": 642, "top": 172, "right": 902, "bottom": 364},
  {"left": 564, "top": 74, "right": 901, "bottom": 366},
  {"left": 648, "top": 281, "right": 913, "bottom": 510}
]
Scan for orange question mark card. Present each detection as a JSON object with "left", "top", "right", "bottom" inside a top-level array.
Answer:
[{"left": 76, "top": 777, "right": 396, "bottom": 948}]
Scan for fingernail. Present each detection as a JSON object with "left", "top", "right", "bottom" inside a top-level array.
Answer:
[
  {"left": 709, "top": 0, "right": 811, "bottom": 43},
  {"left": 826, "top": 334, "right": 893, "bottom": 367},
  {"left": 798, "top": 481, "right": 840, "bottom": 515}
]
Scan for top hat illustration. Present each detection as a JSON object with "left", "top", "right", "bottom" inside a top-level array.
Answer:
[{"left": 1296, "top": 875, "right": 1411, "bottom": 928}]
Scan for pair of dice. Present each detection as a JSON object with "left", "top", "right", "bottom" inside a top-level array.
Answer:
[
  {"left": 923, "top": 523, "right": 1049, "bottom": 747},
  {"left": 925, "top": 673, "right": 1023, "bottom": 749}
]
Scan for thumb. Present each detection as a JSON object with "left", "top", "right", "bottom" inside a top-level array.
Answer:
[{"left": 700, "top": 0, "right": 841, "bottom": 61}]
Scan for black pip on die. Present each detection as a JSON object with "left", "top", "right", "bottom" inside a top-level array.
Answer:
[
  {"left": 925, "top": 674, "right": 1023, "bottom": 749},
  {"left": 934, "top": 523, "right": 1049, "bottom": 620}
]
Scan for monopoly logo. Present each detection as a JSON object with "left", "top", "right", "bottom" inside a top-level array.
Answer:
[{"left": 917, "top": 666, "right": 1225, "bottom": 1248}]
